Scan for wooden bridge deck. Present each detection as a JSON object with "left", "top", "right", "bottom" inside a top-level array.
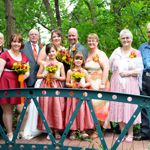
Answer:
[{"left": 0, "top": 132, "right": 149, "bottom": 149}]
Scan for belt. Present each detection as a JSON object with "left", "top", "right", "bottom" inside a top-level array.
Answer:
[{"left": 4, "top": 68, "right": 14, "bottom": 72}]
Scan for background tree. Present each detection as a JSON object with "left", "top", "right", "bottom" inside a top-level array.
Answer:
[{"left": 0, "top": 0, "right": 149, "bottom": 55}]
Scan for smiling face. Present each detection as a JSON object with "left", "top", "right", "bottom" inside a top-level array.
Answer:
[
  {"left": 51, "top": 32, "right": 62, "bottom": 47},
  {"left": 73, "top": 53, "right": 84, "bottom": 68},
  {"left": 9, "top": 33, "right": 24, "bottom": 51},
  {"left": 29, "top": 29, "right": 39, "bottom": 44},
  {"left": 120, "top": 34, "right": 132, "bottom": 47},
  {"left": 68, "top": 28, "right": 78, "bottom": 46},
  {"left": 48, "top": 47, "right": 57, "bottom": 60}
]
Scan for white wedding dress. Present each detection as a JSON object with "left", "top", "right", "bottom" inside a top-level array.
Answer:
[{"left": 24, "top": 79, "right": 43, "bottom": 139}]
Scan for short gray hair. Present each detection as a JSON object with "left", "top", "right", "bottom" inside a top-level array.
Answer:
[{"left": 119, "top": 29, "right": 133, "bottom": 39}]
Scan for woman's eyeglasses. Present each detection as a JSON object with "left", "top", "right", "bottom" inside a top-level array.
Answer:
[{"left": 147, "top": 31, "right": 150, "bottom": 34}]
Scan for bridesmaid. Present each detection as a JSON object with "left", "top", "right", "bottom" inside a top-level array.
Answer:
[{"left": 85, "top": 33, "right": 110, "bottom": 137}]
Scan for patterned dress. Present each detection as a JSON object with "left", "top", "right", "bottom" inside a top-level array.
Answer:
[
  {"left": 38, "top": 63, "right": 65, "bottom": 130},
  {"left": 0, "top": 50, "right": 28, "bottom": 104},
  {"left": 109, "top": 47, "right": 143, "bottom": 124},
  {"left": 65, "top": 77, "right": 94, "bottom": 131},
  {"left": 85, "top": 50, "right": 110, "bottom": 121}
]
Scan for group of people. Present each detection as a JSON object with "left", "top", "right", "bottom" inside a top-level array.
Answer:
[{"left": 0, "top": 23, "right": 150, "bottom": 143}]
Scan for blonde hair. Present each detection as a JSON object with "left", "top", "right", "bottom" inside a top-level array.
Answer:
[
  {"left": 87, "top": 33, "right": 99, "bottom": 42},
  {"left": 119, "top": 29, "right": 133, "bottom": 40}
]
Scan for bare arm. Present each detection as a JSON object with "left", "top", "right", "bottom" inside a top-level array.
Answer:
[
  {"left": 0, "top": 58, "right": 6, "bottom": 77},
  {"left": 66, "top": 70, "right": 72, "bottom": 88},
  {"left": 37, "top": 63, "right": 46, "bottom": 79},
  {"left": 37, "top": 46, "right": 47, "bottom": 65}
]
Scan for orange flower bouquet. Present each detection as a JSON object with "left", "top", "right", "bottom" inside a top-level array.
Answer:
[
  {"left": 71, "top": 70, "right": 85, "bottom": 88},
  {"left": 12, "top": 62, "right": 30, "bottom": 104},
  {"left": 56, "top": 49, "right": 73, "bottom": 65},
  {"left": 45, "top": 63, "right": 58, "bottom": 87}
]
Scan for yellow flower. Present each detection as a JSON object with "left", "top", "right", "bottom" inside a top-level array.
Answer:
[
  {"left": 45, "top": 63, "right": 58, "bottom": 73},
  {"left": 71, "top": 71, "right": 85, "bottom": 82}
]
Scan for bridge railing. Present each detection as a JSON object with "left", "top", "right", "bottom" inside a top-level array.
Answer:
[{"left": 0, "top": 88, "right": 150, "bottom": 150}]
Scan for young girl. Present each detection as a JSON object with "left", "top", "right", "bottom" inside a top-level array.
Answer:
[
  {"left": 65, "top": 51, "right": 94, "bottom": 140},
  {"left": 37, "top": 44, "right": 66, "bottom": 140}
]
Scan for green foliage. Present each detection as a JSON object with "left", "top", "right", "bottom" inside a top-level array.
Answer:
[{"left": 1, "top": 0, "right": 150, "bottom": 54}]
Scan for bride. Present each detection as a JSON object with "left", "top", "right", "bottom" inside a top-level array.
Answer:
[{"left": 24, "top": 79, "right": 42, "bottom": 139}]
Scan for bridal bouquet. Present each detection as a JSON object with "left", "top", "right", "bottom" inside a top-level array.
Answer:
[
  {"left": 12, "top": 62, "right": 30, "bottom": 104},
  {"left": 56, "top": 49, "right": 72, "bottom": 65},
  {"left": 71, "top": 70, "right": 85, "bottom": 88},
  {"left": 45, "top": 63, "right": 58, "bottom": 87},
  {"left": 12, "top": 62, "right": 30, "bottom": 74}
]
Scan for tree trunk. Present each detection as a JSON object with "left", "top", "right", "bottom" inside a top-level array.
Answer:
[
  {"left": 42, "top": 0, "right": 56, "bottom": 29},
  {"left": 4, "top": 0, "right": 16, "bottom": 46},
  {"left": 54, "top": 0, "right": 61, "bottom": 29}
]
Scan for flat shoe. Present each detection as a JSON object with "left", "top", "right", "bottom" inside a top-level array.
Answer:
[
  {"left": 7, "top": 132, "right": 13, "bottom": 141},
  {"left": 125, "top": 135, "right": 133, "bottom": 143},
  {"left": 90, "top": 131, "right": 98, "bottom": 139},
  {"left": 69, "top": 131, "right": 76, "bottom": 140}
]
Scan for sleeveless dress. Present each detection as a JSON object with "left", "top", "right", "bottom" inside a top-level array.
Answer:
[
  {"left": 38, "top": 64, "right": 65, "bottom": 130},
  {"left": 109, "top": 47, "right": 143, "bottom": 124},
  {"left": 65, "top": 77, "right": 94, "bottom": 131},
  {"left": 85, "top": 51, "right": 110, "bottom": 122},
  {"left": 0, "top": 50, "right": 28, "bottom": 104}
]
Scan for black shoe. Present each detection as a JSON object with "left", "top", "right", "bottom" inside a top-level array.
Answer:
[{"left": 133, "top": 134, "right": 150, "bottom": 141}]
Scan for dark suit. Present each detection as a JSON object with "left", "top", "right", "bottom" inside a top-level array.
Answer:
[
  {"left": 70, "top": 42, "right": 88, "bottom": 60},
  {"left": 23, "top": 41, "right": 40, "bottom": 87}
]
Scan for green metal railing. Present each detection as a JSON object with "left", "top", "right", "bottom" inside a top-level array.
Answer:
[{"left": 0, "top": 88, "right": 150, "bottom": 150}]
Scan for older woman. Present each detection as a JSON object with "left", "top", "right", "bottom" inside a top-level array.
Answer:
[
  {"left": 0, "top": 33, "right": 30, "bottom": 140},
  {"left": 109, "top": 29, "right": 143, "bottom": 142},
  {"left": 85, "top": 33, "right": 110, "bottom": 133}
]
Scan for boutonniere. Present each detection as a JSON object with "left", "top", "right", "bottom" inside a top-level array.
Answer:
[
  {"left": 129, "top": 50, "right": 137, "bottom": 58},
  {"left": 72, "top": 46, "right": 76, "bottom": 52},
  {"left": 92, "top": 54, "right": 99, "bottom": 62}
]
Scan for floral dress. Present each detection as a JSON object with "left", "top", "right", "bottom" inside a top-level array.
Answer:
[
  {"left": 109, "top": 47, "right": 143, "bottom": 124},
  {"left": 85, "top": 50, "right": 110, "bottom": 122}
]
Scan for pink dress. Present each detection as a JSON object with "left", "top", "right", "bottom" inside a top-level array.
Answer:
[
  {"left": 0, "top": 50, "right": 28, "bottom": 104},
  {"left": 109, "top": 47, "right": 143, "bottom": 124},
  {"left": 65, "top": 78, "right": 94, "bottom": 131},
  {"left": 85, "top": 50, "right": 110, "bottom": 121},
  {"left": 38, "top": 64, "right": 65, "bottom": 130}
]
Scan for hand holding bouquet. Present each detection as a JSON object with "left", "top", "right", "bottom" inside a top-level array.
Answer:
[
  {"left": 45, "top": 63, "right": 58, "bottom": 87},
  {"left": 71, "top": 70, "right": 85, "bottom": 88},
  {"left": 12, "top": 62, "right": 30, "bottom": 104}
]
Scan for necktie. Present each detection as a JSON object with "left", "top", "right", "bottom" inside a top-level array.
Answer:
[{"left": 32, "top": 44, "right": 38, "bottom": 60}]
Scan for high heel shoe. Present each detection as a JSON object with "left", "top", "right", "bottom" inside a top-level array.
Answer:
[{"left": 7, "top": 132, "right": 13, "bottom": 141}]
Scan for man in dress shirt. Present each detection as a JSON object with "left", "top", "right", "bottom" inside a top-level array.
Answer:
[
  {"left": 23, "top": 28, "right": 40, "bottom": 87},
  {"left": 68, "top": 28, "right": 88, "bottom": 60},
  {"left": 134, "top": 23, "right": 150, "bottom": 140}
]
